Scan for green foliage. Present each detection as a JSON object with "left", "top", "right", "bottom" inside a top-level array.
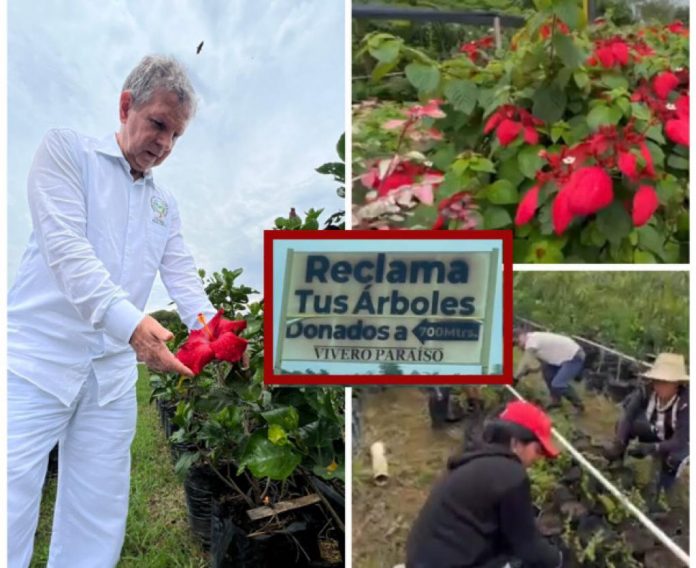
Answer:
[
  {"left": 514, "top": 271, "right": 688, "bottom": 357},
  {"left": 353, "top": 9, "right": 689, "bottom": 262},
  {"left": 150, "top": 268, "right": 345, "bottom": 490}
]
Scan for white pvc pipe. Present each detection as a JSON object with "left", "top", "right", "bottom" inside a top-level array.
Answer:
[
  {"left": 504, "top": 384, "right": 690, "bottom": 566},
  {"left": 370, "top": 441, "right": 389, "bottom": 486}
]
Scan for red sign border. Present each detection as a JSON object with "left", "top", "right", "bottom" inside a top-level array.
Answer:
[{"left": 263, "top": 230, "right": 513, "bottom": 386}]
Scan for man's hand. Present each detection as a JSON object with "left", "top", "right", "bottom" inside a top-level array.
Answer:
[{"left": 130, "top": 315, "right": 193, "bottom": 376}]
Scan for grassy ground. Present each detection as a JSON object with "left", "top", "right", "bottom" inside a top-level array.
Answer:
[{"left": 30, "top": 367, "right": 208, "bottom": 567}]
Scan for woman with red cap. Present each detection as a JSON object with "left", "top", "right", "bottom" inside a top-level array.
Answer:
[{"left": 406, "top": 401, "right": 563, "bottom": 568}]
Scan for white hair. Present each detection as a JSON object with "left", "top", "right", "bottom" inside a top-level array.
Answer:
[{"left": 122, "top": 55, "right": 197, "bottom": 116}]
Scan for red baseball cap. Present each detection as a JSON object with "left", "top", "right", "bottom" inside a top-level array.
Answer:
[{"left": 499, "top": 401, "right": 559, "bottom": 458}]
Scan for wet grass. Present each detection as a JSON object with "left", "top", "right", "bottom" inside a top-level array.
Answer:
[{"left": 30, "top": 366, "right": 208, "bottom": 567}]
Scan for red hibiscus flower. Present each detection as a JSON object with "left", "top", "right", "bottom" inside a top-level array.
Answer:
[
  {"left": 632, "top": 185, "right": 659, "bottom": 227},
  {"left": 565, "top": 166, "right": 614, "bottom": 216},
  {"left": 176, "top": 311, "right": 248, "bottom": 375},
  {"left": 515, "top": 185, "right": 540, "bottom": 226}
]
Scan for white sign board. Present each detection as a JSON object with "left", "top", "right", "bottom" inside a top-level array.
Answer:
[{"left": 275, "top": 250, "right": 499, "bottom": 371}]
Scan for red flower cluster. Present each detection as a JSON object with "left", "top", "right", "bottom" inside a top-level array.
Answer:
[
  {"left": 484, "top": 105, "right": 543, "bottom": 146},
  {"left": 515, "top": 124, "right": 662, "bottom": 234},
  {"left": 432, "top": 192, "right": 478, "bottom": 230},
  {"left": 666, "top": 21, "right": 689, "bottom": 37},
  {"left": 176, "top": 311, "right": 248, "bottom": 375},
  {"left": 587, "top": 36, "right": 653, "bottom": 68},
  {"left": 665, "top": 94, "right": 689, "bottom": 146},
  {"left": 631, "top": 69, "right": 689, "bottom": 146},
  {"left": 459, "top": 35, "right": 495, "bottom": 63},
  {"left": 540, "top": 19, "right": 570, "bottom": 40}
]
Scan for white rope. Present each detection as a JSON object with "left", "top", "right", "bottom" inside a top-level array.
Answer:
[{"left": 504, "top": 384, "right": 690, "bottom": 566}]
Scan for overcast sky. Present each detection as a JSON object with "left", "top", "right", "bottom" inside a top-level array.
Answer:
[{"left": 8, "top": 0, "right": 345, "bottom": 310}]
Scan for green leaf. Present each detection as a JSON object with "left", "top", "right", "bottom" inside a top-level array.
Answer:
[
  {"left": 596, "top": 202, "right": 632, "bottom": 245},
  {"left": 405, "top": 63, "right": 440, "bottom": 94},
  {"left": 174, "top": 451, "right": 200, "bottom": 480},
  {"left": 573, "top": 70, "right": 590, "bottom": 89},
  {"left": 553, "top": 34, "right": 584, "bottom": 70},
  {"left": 372, "top": 60, "right": 400, "bottom": 82},
  {"left": 431, "top": 144, "right": 456, "bottom": 171},
  {"left": 600, "top": 74, "right": 629, "bottom": 90},
  {"left": 667, "top": 154, "right": 689, "bottom": 170},
  {"left": 655, "top": 176, "right": 681, "bottom": 205},
  {"left": 336, "top": 134, "right": 345, "bottom": 162},
  {"left": 239, "top": 432, "right": 302, "bottom": 480},
  {"left": 630, "top": 103, "right": 652, "bottom": 122},
  {"left": 637, "top": 225, "right": 665, "bottom": 260},
  {"left": 268, "top": 424, "right": 288, "bottom": 446},
  {"left": 532, "top": 85, "right": 567, "bottom": 124},
  {"left": 634, "top": 250, "right": 656, "bottom": 263},
  {"left": 587, "top": 104, "right": 622, "bottom": 130},
  {"left": 553, "top": 0, "right": 581, "bottom": 29},
  {"left": 483, "top": 206, "right": 512, "bottom": 229},
  {"left": 261, "top": 406, "right": 299, "bottom": 431},
  {"left": 443, "top": 79, "right": 479, "bottom": 115},
  {"left": 486, "top": 180, "right": 519, "bottom": 204},
  {"left": 498, "top": 157, "right": 525, "bottom": 187},
  {"left": 368, "top": 39, "right": 402, "bottom": 64},
  {"left": 469, "top": 157, "right": 496, "bottom": 173},
  {"left": 518, "top": 145, "right": 545, "bottom": 179},
  {"left": 525, "top": 240, "right": 565, "bottom": 263}
]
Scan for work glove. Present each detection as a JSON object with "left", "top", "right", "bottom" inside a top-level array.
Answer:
[
  {"left": 627, "top": 442, "right": 658, "bottom": 459},
  {"left": 602, "top": 440, "right": 626, "bottom": 463}
]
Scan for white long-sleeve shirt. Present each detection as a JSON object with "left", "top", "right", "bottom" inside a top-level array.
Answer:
[{"left": 8, "top": 129, "right": 215, "bottom": 406}]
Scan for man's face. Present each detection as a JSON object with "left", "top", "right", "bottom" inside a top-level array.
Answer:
[{"left": 117, "top": 88, "right": 190, "bottom": 177}]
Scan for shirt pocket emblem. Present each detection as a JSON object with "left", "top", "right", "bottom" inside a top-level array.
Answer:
[{"left": 150, "top": 196, "right": 169, "bottom": 226}]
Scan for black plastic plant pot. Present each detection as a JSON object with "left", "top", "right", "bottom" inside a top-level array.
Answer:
[
  {"left": 428, "top": 388, "right": 451, "bottom": 428},
  {"left": 184, "top": 465, "right": 225, "bottom": 549},
  {"left": 210, "top": 498, "right": 329, "bottom": 568}
]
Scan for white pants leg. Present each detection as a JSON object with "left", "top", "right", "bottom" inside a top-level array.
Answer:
[
  {"left": 48, "top": 373, "right": 137, "bottom": 568},
  {"left": 7, "top": 370, "right": 137, "bottom": 568},
  {"left": 8, "top": 372, "right": 75, "bottom": 568}
]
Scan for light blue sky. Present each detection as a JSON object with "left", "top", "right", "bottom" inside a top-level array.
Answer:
[
  {"left": 273, "top": 239, "right": 504, "bottom": 374},
  {"left": 7, "top": 0, "right": 344, "bottom": 310}
]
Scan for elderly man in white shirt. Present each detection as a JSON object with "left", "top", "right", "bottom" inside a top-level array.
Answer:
[
  {"left": 8, "top": 55, "right": 216, "bottom": 568},
  {"left": 513, "top": 329, "right": 586, "bottom": 412}
]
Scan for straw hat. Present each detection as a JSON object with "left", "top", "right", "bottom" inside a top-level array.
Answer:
[{"left": 642, "top": 353, "right": 689, "bottom": 383}]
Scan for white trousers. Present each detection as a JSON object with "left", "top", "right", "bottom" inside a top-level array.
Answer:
[{"left": 8, "top": 370, "right": 137, "bottom": 568}]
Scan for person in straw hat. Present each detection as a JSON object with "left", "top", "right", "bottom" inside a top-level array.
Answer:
[{"left": 603, "top": 353, "right": 689, "bottom": 495}]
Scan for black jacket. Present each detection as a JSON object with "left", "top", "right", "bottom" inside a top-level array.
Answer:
[
  {"left": 619, "top": 384, "right": 689, "bottom": 456},
  {"left": 406, "top": 444, "right": 560, "bottom": 568}
]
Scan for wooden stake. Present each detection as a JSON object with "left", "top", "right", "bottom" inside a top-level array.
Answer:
[{"left": 247, "top": 493, "right": 321, "bottom": 522}]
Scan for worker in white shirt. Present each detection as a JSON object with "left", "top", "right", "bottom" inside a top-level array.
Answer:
[
  {"left": 8, "top": 55, "right": 216, "bottom": 568},
  {"left": 513, "top": 329, "right": 586, "bottom": 412}
]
